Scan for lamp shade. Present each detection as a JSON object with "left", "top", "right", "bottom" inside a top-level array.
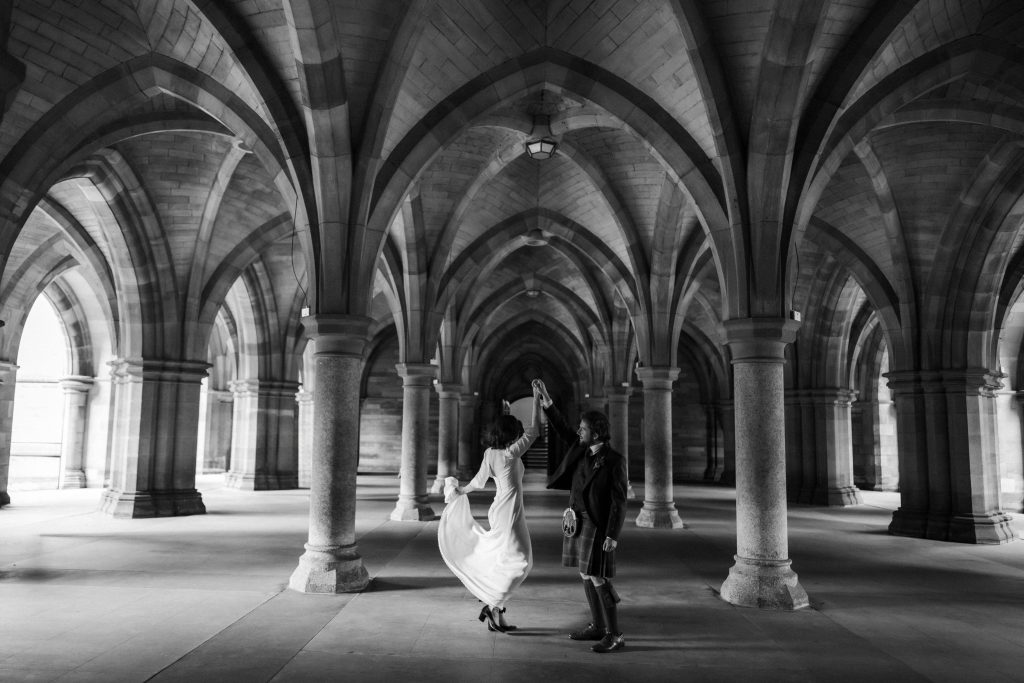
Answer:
[{"left": 524, "top": 138, "right": 557, "bottom": 159}]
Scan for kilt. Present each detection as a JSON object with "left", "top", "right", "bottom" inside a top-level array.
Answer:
[{"left": 561, "top": 514, "right": 615, "bottom": 578}]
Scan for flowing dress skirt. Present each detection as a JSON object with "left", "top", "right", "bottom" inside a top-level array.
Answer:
[{"left": 438, "top": 474, "right": 533, "bottom": 608}]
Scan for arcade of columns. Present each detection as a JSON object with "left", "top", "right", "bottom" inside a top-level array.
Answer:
[{"left": 2, "top": 1, "right": 1024, "bottom": 612}]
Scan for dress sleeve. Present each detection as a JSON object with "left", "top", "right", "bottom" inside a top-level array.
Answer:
[
  {"left": 468, "top": 450, "right": 493, "bottom": 489},
  {"left": 505, "top": 420, "right": 539, "bottom": 460}
]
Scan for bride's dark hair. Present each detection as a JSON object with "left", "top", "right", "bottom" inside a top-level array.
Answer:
[{"left": 482, "top": 415, "right": 524, "bottom": 448}]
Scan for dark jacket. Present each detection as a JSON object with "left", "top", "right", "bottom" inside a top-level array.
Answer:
[{"left": 545, "top": 403, "right": 628, "bottom": 542}]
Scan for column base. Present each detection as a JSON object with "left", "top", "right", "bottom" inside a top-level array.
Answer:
[
  {"left": 720, "top": 556, "right": 809, "bottom": 610},
  {"left": 289, "top": 545, "right": 370, "bottom": 593},
  {"left": 827, "top": 485, "right": 862, "bottom": 507},
  {"left": 99, "top": 489, "right": 206, "bottom": 518},
  {"left": 889, "top": 508, "right": 1017, "bottom": 544},
  {"left": 389, "top": 498, "right": 436, "bottom": 521},
  {"left": 635, "top": 502, "right": 685, "bottom": 529},
  {"left": 60, "top": 470, "right": 87, "bottom": 489},
  {"left": 949, "top": 512, "right": 1017, "bottom": 544},
  {"left": 626, "top": 482, "right": 637, "bottom": 500},
  {"left": 429, "top": 476, "right": 447, "bottom": 494}
]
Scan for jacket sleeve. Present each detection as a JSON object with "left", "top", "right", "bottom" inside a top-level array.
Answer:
[
  {"left": 604, "top": 450, "right": 629, "bottom": 541},
  {"left": 543, "top": 403, "right": 576, "bottom": 443}
]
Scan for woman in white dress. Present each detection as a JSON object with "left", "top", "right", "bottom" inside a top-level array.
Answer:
[{"left": 438, "top": 387, "right": 542, "bottom": 632}]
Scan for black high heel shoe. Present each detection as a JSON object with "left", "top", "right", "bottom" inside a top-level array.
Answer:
[
  {"left": 495, "top": 606, "right": 517, "bottom": 632},
  {"left": 479, "top": 605, "right": 503, "bottom": 632}
]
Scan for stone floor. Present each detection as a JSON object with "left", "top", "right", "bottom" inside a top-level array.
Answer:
[{"left": 2, "top": 473, "right": 1024, "bottom": 682}]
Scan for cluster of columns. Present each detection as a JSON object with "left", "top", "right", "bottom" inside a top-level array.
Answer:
[
  {"left": 785, "top": 388, "right": 862, "bottom": 506},
  {"left": 99, "top": 359, "right": 209, "bottom": 518},
  {"left": 886, "top": 369, "right": 1016, "bottom": 544}
]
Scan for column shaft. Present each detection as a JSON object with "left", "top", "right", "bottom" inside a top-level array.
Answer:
[
  {"left": 605, "top": 386, "right": 635, "bottom": 499},
  {"left": 720, "top": 319, "right": 808, "bottom": 610},
  {"left": 457, "top": 393, "right": 477, "bottom": 479},
  {"left": 226, "top": 379, "right": 300, "bottom": 490},
  {"left": 296, "top": 389, "right": 314, "bottom": 488},
  {"left": 201, "top": 389, "right": 233, "bottom": 473},
  {"left": 0, "top": 361, "right": 18, "bottom": 506},
  {"left": 289, "top": 315, "right": 371, "bottom": 593},
  {"left": 431, "top": 384, "right": 460, "bottom": 493},
  {"left": 635, "top": 366, "right": 684, "bottom": 529},
  {"left": 59, "top": 375, "right": 93, "bottom": 489},
  {"left": 390, "top": 363, "right": 436, "bottom": 521}
]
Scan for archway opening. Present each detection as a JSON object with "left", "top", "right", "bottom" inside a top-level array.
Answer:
[{"left": 10, "top": 296, "right": 68, "bottom": 490}]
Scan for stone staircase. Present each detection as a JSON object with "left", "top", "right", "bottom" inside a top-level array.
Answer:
[{"left": 523, "top": 443, "right": 548, "bottom": 470}]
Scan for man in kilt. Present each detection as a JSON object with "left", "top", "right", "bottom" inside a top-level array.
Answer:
[{"left": 534, "top": 379, "right": 628, "bottom": 654}]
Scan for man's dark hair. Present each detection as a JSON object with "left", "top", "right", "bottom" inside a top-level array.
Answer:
[
  {"left": 580, "top": 410, "right": 611, "bottom": 443},
  {"left": 482, "top": 414, "right": 524, "bottom": 448}
]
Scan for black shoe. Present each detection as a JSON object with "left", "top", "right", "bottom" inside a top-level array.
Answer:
[
  {"left": 479, "top": 606, "right": 504, "bottom": 632},
  {"left": 592, "top": 633, "right": 625, "bottom": 653},
  {"left": 495, "top": 607, "right": 517, "bottom": 632},
  {"left": 569, "top": 623, "right": 604, "bottom": 641}
]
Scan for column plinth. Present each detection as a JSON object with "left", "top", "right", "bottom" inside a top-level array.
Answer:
[
  {"left": 720, "top": 318, "right": 808, "bottom": 610},
  {"left": 289, "top": 543, "right": 368, "bottom": 594},
  {"left": 390, "top": 363, "right": 437, "bottom": 521},
  {"left": 720, "top": 556, "right": 808, "bottom": 610},
  {"left": 635, "top": 367, "right": 684, "bottom": 529},
  {"left": 289, "top": 315, "right": 371, "bottom": 593}
]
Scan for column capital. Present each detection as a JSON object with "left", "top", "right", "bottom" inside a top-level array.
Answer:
[
  {"left": 395, "top": 363, "right": 437, "bottom": 385},
  {"left": 604, "top": 384, "right": 633, "bottom": 400},
  {"left": 230, "top": 378, "right": 301, "bottom": 397},
  {"left": 635, "top": 366, "right": 679, "bottom": 390},
  {"left": 108, "top": 358, "right": 211, "bottom": 381},
  {"left": 302, "top": 314, "right": 373, "bottom": 357},
  {"left": 59, "top": 375, "right": 95, "bottom": 392},
  {"left": 885, "top": 368, "right": 1004, "bottom": 396},
  {"left": 722, "top": 317, "right": 800, "bottom": 362},
  {"left": 435, "top": 382, "right": 462, "bottom": 398}
]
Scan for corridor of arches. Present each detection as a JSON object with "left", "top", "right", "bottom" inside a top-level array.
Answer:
[{"left": 4, "top": 0, "right": 1024, "bottom": 634}]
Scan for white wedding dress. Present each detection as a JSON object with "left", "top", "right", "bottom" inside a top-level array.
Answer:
[{"left": 438, "top": 421, "right": 538, "bottom": 607}]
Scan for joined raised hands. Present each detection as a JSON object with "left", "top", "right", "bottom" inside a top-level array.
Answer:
[{"left": 532, "top": 378, "right": 552, "bottom": 405}]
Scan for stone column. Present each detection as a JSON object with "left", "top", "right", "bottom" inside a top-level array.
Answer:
[
  {"left": 720, "top": 318, "right": 809, "bottom": 610},
  {"left": 201, "top": 389, "right": 233, "bottom": 473},
  {"left": 0, "top": 361, "right": 19, "bottom": 506},
  {"left": 100, "top": 359, "right": 209, "bottom": 518},
  {"left": 457, "top": 391, "right": 477, "bottom": 479},
  {"left": 296, "top": 388, "right": 314, "bottom": 488},
  {"left": 289, "top": 315, "right": 371, "bottom": 593},
  {"left": 390, "top": 363, "right": 437, "bottom": 521},
  {"left": 58, "top": 375, "right": 93, "bottom": 489},
  {"left": 813, "top": 388, "right": 862, "bottom": 506},
  {"left": 226, "top": 379, "right": 300, "bottom": 490},
  {"left": 431, "top": 383, "right": 460, "bottom": 493},
  {"left": 887, "top": 369, "right": 1016, "bottom": 543},
  {"left": 605, "top": 385, "right": 636, "bottom": 499},
  {"left": 635, "top": 366, "right": 684, "bottom": 528},
  {"left": 719, "top": 399, "right": 735, "bottom": 485}
]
